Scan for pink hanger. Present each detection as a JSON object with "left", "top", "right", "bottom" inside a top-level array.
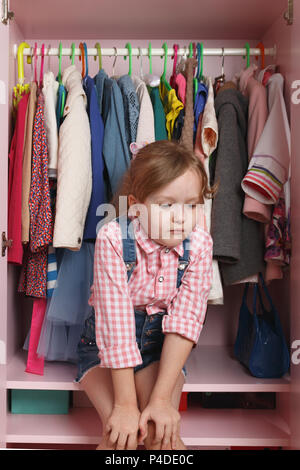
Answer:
[
  {"left": 172, "top": 44, "right": 179, "bottom": 77},
  {"left": 39, "top": 44, "right": 45, "bottom": 88}
]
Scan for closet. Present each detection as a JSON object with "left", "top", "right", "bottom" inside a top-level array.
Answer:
[{"left": 1, "top": 0, "right": 300, "bottom": 449}]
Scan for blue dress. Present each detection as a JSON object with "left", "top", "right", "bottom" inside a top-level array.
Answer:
[
  {"left": 83, "top": 75, "right": 107, "bottom": 241},
  {"left": 24, "top": 242, "right": 95, "bottom": 363}
]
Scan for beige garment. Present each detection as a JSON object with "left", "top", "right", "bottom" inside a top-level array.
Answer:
[
  {"left": 180, "top": 58, "right": 197, "bottom": 152},
  {"left": 21, "top": 82, "right": 37, "bottom": 243}
]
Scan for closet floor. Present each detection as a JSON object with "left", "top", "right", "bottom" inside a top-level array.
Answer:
[
  {"left": 6, "top": 346, "right": 291, "bottom": 392},
  {"left": 6, "top": 405, "right": 290, "bottom": 447}
]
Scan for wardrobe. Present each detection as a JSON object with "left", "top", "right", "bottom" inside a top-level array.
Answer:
[{"left": 1, "top": 0, "right": 300, "bottom": 449}]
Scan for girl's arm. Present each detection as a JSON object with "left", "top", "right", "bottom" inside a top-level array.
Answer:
[
  {"left": 139, "top": 230, "right": 213, "bottom": 449},
  {"left": 105, "top": 368, "right": 142, "bottom": 450},
  {"left": 138, "top": 333, "right": 193, "bottom": 449}
]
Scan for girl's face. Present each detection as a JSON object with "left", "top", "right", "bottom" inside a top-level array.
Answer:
[{"left": 128, "top": 169, "right": 204, "bottom": 247}]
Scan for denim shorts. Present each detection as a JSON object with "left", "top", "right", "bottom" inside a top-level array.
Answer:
[{"left": 75, "top": 309, "right": 187, "bottom": 383}]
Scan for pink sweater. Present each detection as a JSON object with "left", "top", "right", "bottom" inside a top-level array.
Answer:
[{"left": 239, "top": 64, "right": 271, "bottom": 224}]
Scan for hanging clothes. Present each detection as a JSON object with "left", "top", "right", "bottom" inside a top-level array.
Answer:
[
  {"left": 193, "top": 81, "right": 208, "bottom": 139},
  {"left": 53, "top": 65, "right": 92, "bottom": 251},
  {"left": 180, "top": 58, "right": 197, "bottom": 152},
  {"left": 194, "top": 79, "right": 223, "bottom": 305},
  {"left": 149, "top": 85, "right": 168, "bottom": 141},
  {"left": 131, "top": 75, "right": 155, "bottom": 145},
  {"left": 22, "top": 82, "right": 37, "bottom": 244},
  {"left": 83, "top": 74, "right": 106, "bottom": 241},
  {"left": 201, "top": 77, "right": 218, "bottom": 159},
  {"left": 237, "top": 64, "right": 270, "bottom": 223},
  {"left": 241, "top": 72, "right": 290, "bottom": 207},
  {"left": 159, "top": 79, "right": 184, "bottom": 140},
  {"left": 33, "top": 242, "right": 95, "bottom": 363},
  {"left": 8, "top": 91, "right": 30, "bottom": 265},
  {"left": 210, "top": 87, "right": 265, "bottom": 285},
  {"left": 43, "top": 71, "right": 59, "bottom": 179},
  {"left": 94, "top": 69, "right": 131, "bottom": 198},
  {"left": 19, "top": 91, "right": 53, "bottom": 298},
  {"left": 117, "top": 75, "right": 140, "bottom": 151}
]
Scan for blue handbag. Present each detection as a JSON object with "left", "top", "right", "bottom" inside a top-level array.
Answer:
[{"left": 234, "top": 273, "right": 290, "bottom": 378}]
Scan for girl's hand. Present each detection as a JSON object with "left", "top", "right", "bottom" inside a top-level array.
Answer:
[
  {"left": 104, "top": 403, "right": 141, "bottom": 450},
  {"left": 139, "top": 398, "right": 181, "bottom": 450}
]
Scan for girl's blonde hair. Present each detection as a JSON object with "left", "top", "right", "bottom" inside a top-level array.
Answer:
[{"left": 111, "top": 140, "right": 217, "bottom": 216}]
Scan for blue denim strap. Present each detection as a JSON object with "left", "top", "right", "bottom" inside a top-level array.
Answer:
[
  {"left": 116, "top": 215, "right": 190, "bottom": 286},
  {"left": 176, "top": 237, "right": 190, "bottom": 288},
  {"left": 116, "top": 215, "right": 136, "bottom": 281}
]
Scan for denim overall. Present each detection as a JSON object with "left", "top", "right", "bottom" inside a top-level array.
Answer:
[{"left": 75, "top": 215, "right": 190, "bottom": 382}]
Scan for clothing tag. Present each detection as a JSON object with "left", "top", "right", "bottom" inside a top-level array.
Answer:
[
  {"left": 0, "top": 340, "right": 6, "bottom": 365},
  {"left": 0, "top": 80, "right": 6, "bottom": 104}
]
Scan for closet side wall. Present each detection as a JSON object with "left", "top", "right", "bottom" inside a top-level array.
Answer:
[
  {"left": 0, "top": 20, "right": 9, "bottom": 448},
  {"left": 290, "top": 0, "right": 300, "bottom": 449}
]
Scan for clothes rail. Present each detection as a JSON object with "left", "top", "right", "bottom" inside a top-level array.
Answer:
[{"left": 14, "top": 45, "right": 276, "bottom": 59}]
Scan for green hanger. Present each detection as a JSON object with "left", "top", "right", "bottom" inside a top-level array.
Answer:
[
  {"left": 70, "top": 43, "right": 75, "bottom": 65},
  {"left": 58, "top": 41, "right": 63, "bottom": 84},
  {"left": 124, "top": 43, "right": 132, "bottom": 76},
  {"left": 148, "top": 42, "right": 152, "bottom": 75},
  {"left": 161, "top": 42, "right": 171, "bottom": 91},
  {"left": 243, "top": 42, "right": 250, "bottom": 68},
  {"left": 94, "top": 42, "right": 102, "bottom": 70},
  {"left": 189, "top": 42, "right": 193, "bottom": 59}
]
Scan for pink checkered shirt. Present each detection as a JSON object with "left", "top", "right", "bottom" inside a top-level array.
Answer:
[{"left": 89, "top": 216, "right": 213, "bottom": 369}]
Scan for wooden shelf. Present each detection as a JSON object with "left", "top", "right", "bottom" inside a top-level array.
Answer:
[
  {"left": 6, "top": 406, "right": 290, "bottom": 447},
  {"left": 6, "top": 347, "right": 291, "bottom": 392}
]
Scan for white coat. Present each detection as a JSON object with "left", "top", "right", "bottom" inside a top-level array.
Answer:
[{"left": 53, "top": 65, "right": 92, "bottom": 250}]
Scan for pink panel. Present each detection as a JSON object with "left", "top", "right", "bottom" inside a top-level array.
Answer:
[
  {"left": 289, "top": 1, "right": 300, "bottom": 451},
  {"left": 0, "top": 19, "right": 9, "bottom": 449},
  {"left": 10, "top": 0, "right": 286, "bottom": 40}
]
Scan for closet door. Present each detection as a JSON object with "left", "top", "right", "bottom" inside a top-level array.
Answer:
[
  {"left": 290, "top": 0, "right": 300, "bottom": 450},
  {"left": 0, "top": 20, "right": 9, "bottom": 447}
]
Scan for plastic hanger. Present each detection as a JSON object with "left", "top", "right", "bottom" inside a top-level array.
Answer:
[
  {"left": 33, "top": 42, "right": 38, "bottom": 84},
  {"left": 244, "top": 42, "right": 250, "bottom": 68},
  {"left": 58, "top": 41, "right": 63, "bottom": 84},
  {"left": 138, "top": 47, "right": 144, "bottom": 79},
  {"left": 255, "top": 42, "right": 265, "bottom": 70},
  {"left": 79, "top": 42, "right": 85, "bottom": 78},
  {"left": 161, "top": 42, "right": 171, "bottom": 91},
  {"left": 39, "top": 43, "right": 45, "bottom": 89},
  {"left": 143, "top": 42, "right": 160, "bottom": 87},
  {"left": 70, "top": 43, "right": 75, "bottom": 65},
  {"left": 170, "top": 43, "right": 179, "bottom": 89},
  {"left": 14, "top": 42, "right": 30, "bottom": 109},
  {"left": 17, "top": 42, "right": 30, "bottom": 86},
  {"left": 83, "top": 42, "right": 88, "bottom": 77},
  {"left": 94, "top": 42, "right": 102, "bottom": 70},
  {"left": 112, "top": 47, "right": 118, "bottom": 76},
  {"left": 214, "top": 47, "right": 226, "bottom": 95},
  {"left": 148, "top": 42, "right": 152, "bottom": 75},
  {"left": 124, "top": 43, "right": 132, "bottom": 76}
]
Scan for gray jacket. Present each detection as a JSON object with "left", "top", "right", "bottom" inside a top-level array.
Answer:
[{"left": 210, "top": 88, "right": 265, "bottom": 285}]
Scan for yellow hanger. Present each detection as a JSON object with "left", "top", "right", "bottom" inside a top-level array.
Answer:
[
  {"left": 13, "top": 42, "right": 30, "bottom": 110},
  {"left": 17, "top": 42, "right": 30, "bottom": 87}
]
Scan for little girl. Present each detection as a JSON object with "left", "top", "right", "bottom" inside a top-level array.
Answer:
[{"left": 75, "top": 140, "right": 215, "bottom": 451}]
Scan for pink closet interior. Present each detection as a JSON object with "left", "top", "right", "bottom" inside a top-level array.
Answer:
[{"left": 1, "top": 0, "right": 299, "bottom": 450}]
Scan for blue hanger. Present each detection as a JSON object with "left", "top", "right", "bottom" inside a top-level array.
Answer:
[{"left": 83, "top": 42, "right": 88, "bottom": 77}]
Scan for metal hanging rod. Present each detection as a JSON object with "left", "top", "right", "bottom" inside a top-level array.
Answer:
[{"left": 14, "top": 45, "right": 276, "bottom": 59}]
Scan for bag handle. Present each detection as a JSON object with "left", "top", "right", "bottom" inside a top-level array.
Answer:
[{"left": 258, "top": 272, "right": 276, "bottom": 311}]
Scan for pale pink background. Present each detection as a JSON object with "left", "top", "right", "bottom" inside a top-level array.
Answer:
[{"left": 0, "top": 0, "right": 299, "bottom": 449}]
